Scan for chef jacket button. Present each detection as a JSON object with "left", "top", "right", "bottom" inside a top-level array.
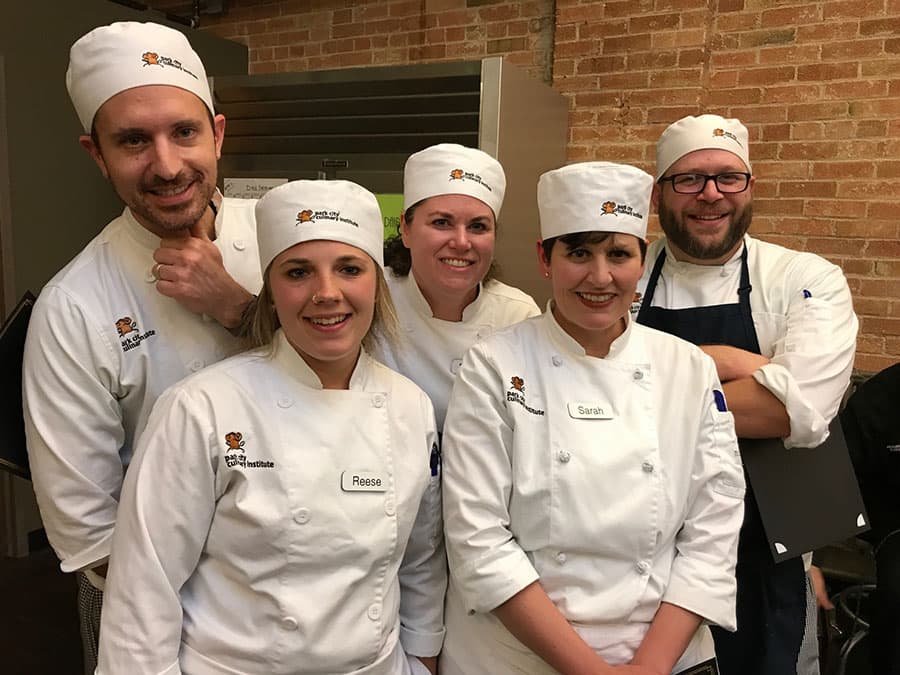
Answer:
[
  {"left": 233, "top": 239, "right": 246, "bottom": 251},
  {"left": 636, "top": 560, "right": 650, "bottom": 575},
  {"left": 294, "top": 508, "right": 311, "bottom": 524},
  {"left": 372, "top": 394, "right": 386, "bottom": 408},
  {"left": 557, "top": 450, "right": 571, "bottom": 463},
  {"left": 367, "top": 603, "right": 381, "bottom": 621},
  {"left": 556, "top": 552, "right": 567, "bottom": 564},
  {"left": 277, "top": 396, "right": 293, "bottom": 408},
  {"left": 633, "top": 370, "right": 644, "bottom": 380},
  {"left": 189, "top": 359, "right": 204, "bottom": 372},
  {"left": 450, "top": 359, "right": 463, "bottom": 374},
  {"left": 552, "top": 355, "right": 563, "bottom": 367},
  {"left": 281, "top": 616, "right": 299, "bottom": 631},
  {"left": 384, "top": 498, "right": 396, "bottom": 516},
  {"left": 641, "top": 460, "right": 654, "bottom": 473}
]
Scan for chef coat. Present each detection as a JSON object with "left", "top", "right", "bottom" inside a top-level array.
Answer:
[
  {"left": 23, "top": 196, "right": 262, "bottom": 581},
  {"left": 441, "top": 310, "right": 745, "bottom": 671},
  {"left": 632, "top": 235, "right": 857, "bottom": 449},
  {"left": 377, "top": 271, "right": 540, "bottom": 430},
  {"left": 96, "top": 331, "right": 446, "bottom": 675}
]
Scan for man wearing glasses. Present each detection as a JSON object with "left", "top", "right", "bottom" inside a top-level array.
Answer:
[{"left": 634, "top": 115, "right": 858, "bottom": 675}]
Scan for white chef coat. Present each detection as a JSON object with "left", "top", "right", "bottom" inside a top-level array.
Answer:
[
  {"left": 377, "top": 270, "right": 540, "bottom": 430},
  {"left": 633, "top": 235, "right": 858, "bottom": 449},
  {"left": 441, "top": 310, "right": 745, "bottom": 672},
  {"left": 96, "top": 331, "right": 446, "bottom": 675},
  {"left": 23, "top": 196, "right": 262, "bottom": 582}
]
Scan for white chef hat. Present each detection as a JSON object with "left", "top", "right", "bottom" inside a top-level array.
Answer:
[
  {"left": 538, "top": 162, "right": 653, "bottom": 241},
  {"left": 66, "top": 21, "right": 214, "bottom": 133},
  {"left": 403, "top": 143, "right": 506, "bottom": 217},
  {"left": 256, "top": 180, "right": 385, "bottom": 273},
  {"left": 656, "top": 114, "right": 751, "bottom": 179}
]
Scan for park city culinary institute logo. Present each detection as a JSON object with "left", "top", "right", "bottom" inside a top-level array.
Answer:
[
  {"left": 224, "top": 431, "right": 275, "bottom": 469},
  {"left": 600, "top": 200, "right": 645, "bottom": 220},
  {"left": 115, "top": 316, "right": 156, "bottom": 353},
  {"left": 629, "top": 291, "right": 644, "bottom": 318},
  {"left": 449, "top": 168, "right": 494, "bottom": 193},
  {"left": 713, "top": 127, "right": 743, "bottom": 147},
  {"left": 296, "top": 208, "right": 360, "bottom": 227},
  {"left": 141, "top": 51, "right": 199, "bottom": 80},
  {"left": 506, "top": 376, "right": 545, "bottom": 416}
]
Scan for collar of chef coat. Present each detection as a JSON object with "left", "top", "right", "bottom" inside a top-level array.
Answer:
[
  {"left": 271, "top": 328, "right": 372, "bottom": 390},
  {"left": 543, "top": 299, "right": 637, "bottom": 361},
  {"left": 404, "top": 269, "right": 486, "bottom": 321},
  {"left": 660, "top": 235, "right": 746, "bottom": 275},
  {"left": 120, "top": 188, "right": 226, "bottom": 249}
]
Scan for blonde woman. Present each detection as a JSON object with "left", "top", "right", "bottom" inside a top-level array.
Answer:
[{"left": 97, "top": 180, "right": 445, "bottom": 675}]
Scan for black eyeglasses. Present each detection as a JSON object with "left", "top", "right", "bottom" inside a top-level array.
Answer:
[{"left": 658, "top": 172, "right": 751, "bottom": 194}]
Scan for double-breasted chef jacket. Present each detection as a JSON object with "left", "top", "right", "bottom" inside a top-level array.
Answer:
[
  {"left": 96, "top": 331, "right": 446, "bottom": 675},
  {"left": 23, "top": 196, "right": 262, "bottom": 586},
  {"left": 440, "top": 309, "right": 745, "bottom": 672},
  {"left": 378, "top": 271, "right": 540, "bottom": 430}
]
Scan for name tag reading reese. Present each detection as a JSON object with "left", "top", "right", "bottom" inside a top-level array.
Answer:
[
  {"left": 567, "top": 402, "right": 614, "bottom": 420},
  {"left": 342, "top": 471, "right": 387, "bottom": 492}
]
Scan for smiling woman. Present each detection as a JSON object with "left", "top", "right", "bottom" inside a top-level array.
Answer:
[
  {"left": 377, "top": 143, "right": 541, "bottom": 431},
  {"left": 440, "top": 162, "right": 746, "bottom": 675},
  {"left": 95, "top": 179, "right": 446, "bottom": 675}
]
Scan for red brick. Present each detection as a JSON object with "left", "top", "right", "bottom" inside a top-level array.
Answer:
[
  {"left": 763, "top": 5, "right": 822, "bottom": 27},
  {"left": 655, "top": 28, "right": 707, "bottom": 48},
  {"left": 821, "top": 39, "right": 885, "bottom": 60},
  {"left": 729, "top": 105, "right": 788, "bottom": 123},
  {"left": 711, "top": 50, "right": 758, "bottom": 68},
  {"left": 812, "top": 161, "right": 876, "bottom": 179},
  {"left": 708, "top": 87, "right": 763, "bottom": 104},
  {"left": 738, "top": 66, "right": 796, "bottom": 86},
  {"left": 603, "top": 33, "right": 653, "bottom": 53},
  {"left": 779, "top": 181, "right": 838, "bottom": 198},
  {"left": 579, "top": 20, "right": 628, "bottom": 39},
  {"left": 762, "top": 84, "right": 822, "bottom": 103},
  {"left": 754, "top": 160, "right": 809, "bottom": 178},
  {"left": 717, "top": 0, "right": 745, "bottom": 11},
  {"left": 855, "top": 354, "right": 898, "bottom": 375},
  {"left": 789, "top": 101, "right": 850, "bottom": 119},
  {"left": 649, "top": 68, "right": 701, "bottom": 87},
  {"left": 758, "top": 44, "right": 821, "bottom": 64},
  {"left": 824, "top": 0, "right": 883, "bottom": 20},
  {"left": 802, "top": 199, "right": 868, "bottom": 217},
  {"left": 753, "top": 198, "right": 805, "bottom": 215},
  {"left": 839, "top": 180, "right": 900, "bottom": 199},
  {"left": 797, "top": 63, "right": 860, "bottom": 81},
  {"left": 715, "top": 12, "right": 760, "bottom": 32},
  {"left": 629, "top": 51, "right": 678, "bottom": 70},
  {"left": 795, "top": 23, "right": 851, "bottom": 42},
  {"left": 861, "top": 317, "right": 900, "bottom": 337}
]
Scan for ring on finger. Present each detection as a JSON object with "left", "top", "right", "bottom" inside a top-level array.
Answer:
[{"left": 151, "top": 263, "right": 163, "bottom": 280}]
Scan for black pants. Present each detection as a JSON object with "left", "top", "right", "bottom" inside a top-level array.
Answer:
[
  {"left": 871, "top": 531, "right": 900, "bottom": 675},
  {"left": 711, "top": 487, "right": 806, "bottom": 675}
]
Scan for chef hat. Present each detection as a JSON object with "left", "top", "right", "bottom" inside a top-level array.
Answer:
[
  {"left": 403, "top": 143, "right": 506, "bottom": 217},
  {"left": 256, "top": 180, "right": 385, "bottom": 273},
  {"left": 656, "top": 114, "right": 751, "bottom": 179},
  {"left": 538, "top": 162, "right": 653, "bottom": 241},
  {"left": 66, "top": 21, "right": 214, "bottom": 133}
]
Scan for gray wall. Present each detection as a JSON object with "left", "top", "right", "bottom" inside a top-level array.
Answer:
[{"left": 0, "top": 0, "right": 248, "bottom": 314}]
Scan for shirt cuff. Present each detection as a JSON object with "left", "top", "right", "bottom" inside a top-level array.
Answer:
[
  {"left": 753, "top": 363, "right": 829, "bottom": 448},
  {"left": 452, "top": 546, "right": 540, "bottom": 615},
  {"left": 399, "top": 625, "right": 445, "bottom": 658}
]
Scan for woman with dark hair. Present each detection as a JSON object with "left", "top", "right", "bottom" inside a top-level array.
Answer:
[
  {"left": 441, "top": 162, "right": 745, "bottom": 675},
  {"left": 97, "top": 180, "right": 445, "bottom": 675},
  {"left": 378, "top": 143, "right": 540, "bottom": 431}
]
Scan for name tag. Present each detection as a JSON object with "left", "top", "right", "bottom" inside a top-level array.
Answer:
[
  {"left": 567, "top": 402, "right": 614, "bottom": 420},
  {"left": 341, "top": 471, "right": 386, "bottom": 492}
]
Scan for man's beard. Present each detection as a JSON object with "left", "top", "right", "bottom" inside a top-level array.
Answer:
[{"left": 658, "top": 201, "right": 753, "bottom": 261}]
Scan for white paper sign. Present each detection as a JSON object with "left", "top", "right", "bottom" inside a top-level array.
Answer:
[{"left": 223, "top": 178, "right": 288, "bottom": 199}]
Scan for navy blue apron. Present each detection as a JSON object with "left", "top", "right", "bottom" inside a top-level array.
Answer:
[{"left": 637, "top": 247, "right": 806, "bottom": 675}]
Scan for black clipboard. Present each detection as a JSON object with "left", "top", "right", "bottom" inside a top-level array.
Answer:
[
  {"left": 0, "top": 291, "right": 36, "bottom": 480},
  {"left": 741, "top": 416, "right": 869, "bottom": 563}
]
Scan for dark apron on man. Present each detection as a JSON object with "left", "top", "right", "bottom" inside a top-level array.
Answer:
[{"left": 637, "top": 246, "right": 806, "bottom": 675}]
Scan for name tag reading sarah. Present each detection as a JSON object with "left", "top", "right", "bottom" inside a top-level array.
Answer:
[
  {"left": 567, "top": 402, "right": 614, "bottom": 420},
  {"left": 341, "top": 471, "right": 387, "bottom": 492}
]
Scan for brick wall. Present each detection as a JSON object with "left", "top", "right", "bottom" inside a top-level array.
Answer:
[{"left": 174, "top": 0, "right": 900, "bottom": 373}]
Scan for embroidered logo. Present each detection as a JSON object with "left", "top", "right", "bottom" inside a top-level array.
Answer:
[
  {"left": 295, "top": 208, "right": 359, "bottom": 228},
  {"left": 448, "top": 168, "right": 494, "bottom": 193},
  {"left": 506, "top": 375, "right": 544, "bottom": 416},
  {"left": 224, "top": 431, "right": 274, "bottom": 469},
  {"left": 116, "top": 316, "right": 136, "bottom": 337},
  {"left": 141, "top": 51, "right": 199, "bottom": 80},
  {"left": 713, "top": 127, "right": 742, "bottom": 147},
  {"left": 599, "top": 200, "right": 644, "bottom": 220},
  {"left": 116, "top": 316, "right": 156, "bottom": 353}
]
